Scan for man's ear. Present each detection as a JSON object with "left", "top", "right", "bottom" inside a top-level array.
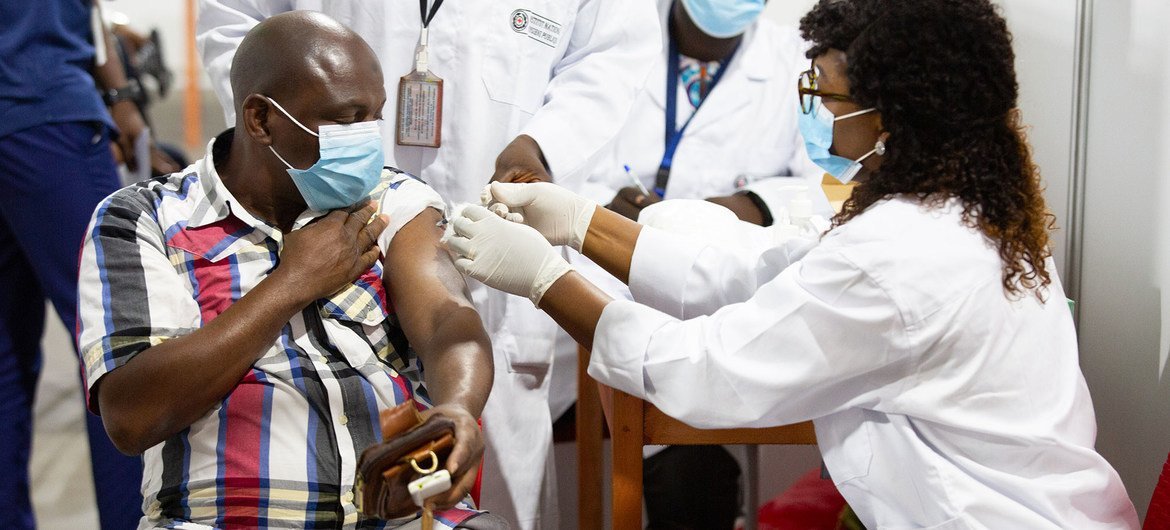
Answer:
[{"left": 240, "top": 94, "right": 274, "bottom": 146}]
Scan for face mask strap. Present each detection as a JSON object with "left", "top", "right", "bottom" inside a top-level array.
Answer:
[
  {"left": 268, "top": 145, "right": 296, "bottom": 170},
  {"left": 855, "top": 146, "right": 878, "bottom": 164},
  {"left": 837, "top": 140, "right": 884, "bottom": 183},
  {"left": 834, "top": 107, "right": 877, "bottom": 122},
  {"left": 264, "top": 96, "right": 320, "bottom": 138}
]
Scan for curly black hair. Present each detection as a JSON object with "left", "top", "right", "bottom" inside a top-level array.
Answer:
[{"left": 800, "top": 0, "right": 1056, "bottom": 299}]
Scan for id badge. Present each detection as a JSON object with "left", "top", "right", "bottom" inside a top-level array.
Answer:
[{"left": 396, "top": 69, "right": 444, "bottom": 148}]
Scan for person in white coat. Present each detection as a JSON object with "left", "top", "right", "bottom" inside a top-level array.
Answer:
[
  {"left": 546, "top": 0, "right": 826, "bottom": 526},
  {"left": 196, "top": 2, "right": 660, "bottom": 528},
  {"left": 445, "top": 0, "right": 1141, "bottom": 527},
  {"left": 580, "top": 0, "right": 824, "bottom": 223}
]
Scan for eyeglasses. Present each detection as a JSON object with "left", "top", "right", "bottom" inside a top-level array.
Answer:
[{"left": 798, "top": 62, "right": 852, "bottom": 115}]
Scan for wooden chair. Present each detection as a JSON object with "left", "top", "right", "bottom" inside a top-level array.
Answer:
[{"left": 575, "top": 345, "right": 817, "bottom": 530}]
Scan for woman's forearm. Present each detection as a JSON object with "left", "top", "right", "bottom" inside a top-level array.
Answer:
[
  {"left": 580, "top": 205, "right": 644, "bottom": 284},
  {"left": 538, "top": 272, "right": 613, "bottom": 351}
]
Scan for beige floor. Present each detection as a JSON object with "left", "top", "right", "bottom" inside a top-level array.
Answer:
[{"left": 30, "top": 308, "right": 101, "bottom": 529}]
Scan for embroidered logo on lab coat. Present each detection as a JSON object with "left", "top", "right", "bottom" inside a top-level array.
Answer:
[{"left": 510, "top": 9, "right": 561, "bottom": 48}]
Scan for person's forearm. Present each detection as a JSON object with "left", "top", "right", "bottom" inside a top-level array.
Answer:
[
  {"left": 491, "top": 134, "right": 552, "bottom": 183},
  {"left": 415, "top": 307, "right": 494, "bottom": 418},
  {"left": 706, "top": 194, "right": 766, "bottom": 225},
  {"left": 538, "top": 272, "right": 612, "bottom": 351},
  {"left": 91, "top": 5, "right": 129, "bottom": 91},
  {"left": 580, "top": 205, "right": 643, "bottom": 284},
  {"left": 510, "top": 134, "right": 549, "bottom": 175},
  {"left": 98, "top": 270, "right": 309, "bottom": 454}
]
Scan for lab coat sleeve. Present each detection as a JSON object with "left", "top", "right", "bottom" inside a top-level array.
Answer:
[
  {"left": 520, "top": 0, "right": 661, "bottom": 189},
  {"left": 627, "top": 226, "right": 815, "bottom": 318},
  {"left": 196, "top": 0, "right": 294, "bottom": 125},
  {"left": 589, "top": 245, "right": 913, "bottom": 429}
]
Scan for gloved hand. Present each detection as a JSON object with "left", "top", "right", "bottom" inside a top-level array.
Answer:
[
  {"left": 444, "top": 204, "right": 573, "bottom": 304},
  {"left": 483, "top": 182, "right": 597, "bottom": 251}
]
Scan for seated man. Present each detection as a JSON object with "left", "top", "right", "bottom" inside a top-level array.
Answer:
[{"left": 77, "top": 12, "right": 502, "bottom": 529}]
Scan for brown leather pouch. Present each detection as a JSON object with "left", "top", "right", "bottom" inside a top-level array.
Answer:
[{"left": 355, "top": 402, "right": 455, "bottom": 520}]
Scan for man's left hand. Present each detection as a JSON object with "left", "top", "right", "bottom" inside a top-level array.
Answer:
[
  {"left": 490, "top": 134, "right": 552, "bottom": 183},
  {"left": 420, "top": 404, "right": 484, "bottom": 510}
]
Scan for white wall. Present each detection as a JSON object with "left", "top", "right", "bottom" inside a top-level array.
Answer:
[
  {"left": 102, "top": 0, "right": 189, "bottom": 85},
  {"left": 1078, "top": 0, "right": 1170, "bottom": 517},
  {"left": 998, "top": 0, "right": 1076, "bottom": 277},
  {"left": 763, "top": 0, "right": 819, "bottom": 29}
]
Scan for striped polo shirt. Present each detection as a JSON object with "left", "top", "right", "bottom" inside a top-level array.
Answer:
[{"left": 77, "top": 130, "right": 478, "bottom": 529}]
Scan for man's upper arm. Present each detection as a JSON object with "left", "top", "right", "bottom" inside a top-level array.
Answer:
[
  {"left": 520, "top": 0, "right": 662, "bottom": 187},
  {"left": 196, "top": 0, "right": 292, "bottom": 124},
  {"left": 382, "top": 208, "right": 475, "bottom": 350},
  {"left": 374, "top": 171, "right": 470, "bottom": 345},
  {"left": 78, "top": 190, "right": 201, "bottom": 413}
]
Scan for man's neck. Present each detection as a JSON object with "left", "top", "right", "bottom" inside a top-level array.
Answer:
[
  {"left": 218, "top": 130, "right": 305, "bottom": 232},
  {"left": 670, "top": 2, "right": 743, "bottom": 63}
]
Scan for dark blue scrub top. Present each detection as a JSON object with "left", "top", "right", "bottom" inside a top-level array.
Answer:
[{"left": 0, "top": 0, "right": 114, "bottom": 138}]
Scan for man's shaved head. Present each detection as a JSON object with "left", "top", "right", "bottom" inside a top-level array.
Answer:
[
  {"left": 218, "top": 10, "right": 386, "bottom": 229},
  {"left": 229, "top": 11, "right": 381, "bottom": 111}
]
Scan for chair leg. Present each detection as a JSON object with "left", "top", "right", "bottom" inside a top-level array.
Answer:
[
  {"left": 612, "top": 389, "right": 644, "bottom": 530},
  {"left": 577, "top": 345, "right": 604, "bottom": 530},
  {"left": 744, "top": 445, "right": 759, "bottom": 530}
]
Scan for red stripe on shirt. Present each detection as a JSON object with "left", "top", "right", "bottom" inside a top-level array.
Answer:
[
  {"left": 192, "top": 257, "right": 234, "bottom": 323},
  {"left": 220, "top": 370, "right": 265, "bottom": 527}
]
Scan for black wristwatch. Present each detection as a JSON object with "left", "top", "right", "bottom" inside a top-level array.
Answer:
[{"left": 101, "top": 85, "right": 141, "bottom": 107}]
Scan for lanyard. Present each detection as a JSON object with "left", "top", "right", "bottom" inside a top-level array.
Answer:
[
  {"left": 420, "top": 0, "right": 444, "bottom": 28},
  {"left": 413, "top": 0, "right": 445, "bottom": 71},
  {"left": 655, "top": 36, "right": 738, "bottom": 197}
]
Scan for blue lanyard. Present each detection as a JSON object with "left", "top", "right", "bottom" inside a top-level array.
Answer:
[{"left": 655, "top": 36, "right": 738, "bottom": 197}]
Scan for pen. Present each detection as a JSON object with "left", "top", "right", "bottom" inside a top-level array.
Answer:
[{"left": 623, "top": 164, "right": 651, "bottom": 197}]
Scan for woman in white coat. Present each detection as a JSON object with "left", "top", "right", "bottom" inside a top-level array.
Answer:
[
  {"left": 196, "top": 2, "right": 660, "bottom": 528},
  {"left": 446, "top": 0, "right": 1140, "bottom": 527}
]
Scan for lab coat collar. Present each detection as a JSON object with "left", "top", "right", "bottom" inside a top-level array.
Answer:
[{"left": 738, "top": 23, "right": 773, "bottom": 82}]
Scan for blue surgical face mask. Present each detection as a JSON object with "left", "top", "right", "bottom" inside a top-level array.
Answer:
[
  {"left": 680, "top": 0, "right": 765, "bottom": 39},
  {"left": 798, "top": 97, "right": 878, "bottom": 183},
  {"left": 265, "top": 96, "right": 385, "bottom": 212}
]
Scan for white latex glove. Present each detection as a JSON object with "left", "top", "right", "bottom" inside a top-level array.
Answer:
[
  {"left": 444, "top": 204, "right": 573, "bottom": 304},
  {"left": 485, "top": 182, "right": 596, "bottom": 251}
]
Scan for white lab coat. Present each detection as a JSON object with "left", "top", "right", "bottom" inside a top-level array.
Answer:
[
  {"left": 196, "top": 2, "right": 660, "bottom": 528},
  {"left": 549, "top": 10, "right": 828, "bottom": 420},
  {"left": 588, "top": 196, "right": 1140, "bottom": 529}
]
